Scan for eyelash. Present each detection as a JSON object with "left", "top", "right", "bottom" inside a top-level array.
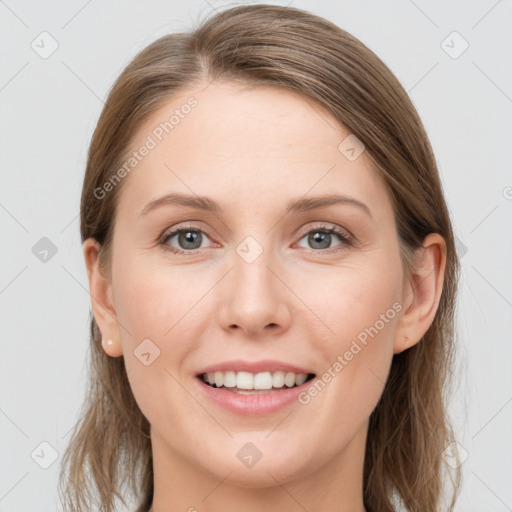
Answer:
[{"left": 158, "top": 223, "right": 354, "bottom": 255}]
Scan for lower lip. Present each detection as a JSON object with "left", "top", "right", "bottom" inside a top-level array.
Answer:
[{"left": 196, "top": 376, "right": 315, "bottom": 416}]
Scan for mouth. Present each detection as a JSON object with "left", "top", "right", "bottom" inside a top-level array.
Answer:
[{"left": 197, "top": 371, "right": 316, "bottom": 395}]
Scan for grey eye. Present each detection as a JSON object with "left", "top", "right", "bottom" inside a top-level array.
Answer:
[
  {"left": 307, "top": 231, "right": 333, "bottom": 249},
  {"left": 163, "top": 229, "right": 211, "bottom": 251}
]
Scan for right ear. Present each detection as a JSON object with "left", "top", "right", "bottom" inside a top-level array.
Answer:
[{"left": 83, "top": 238, "right": 123, "bottom": 357}]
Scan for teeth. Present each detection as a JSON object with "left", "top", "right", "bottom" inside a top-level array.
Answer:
[
  {"left": 237, "top": 371, "right": 253, "bottom": 389},
  {"left": 295, "top": 373, "right": 308, "bottom": 386},
  {"left": 253, "top": 372, "right": 272, "bottom": 389},
  {"left": 272, "top": 371, "right": 285, "bottom": 388},
  {"left": 202, "top": 370, "right": 311, "bottom": 390},
  {"left": 223, "top": 371, "right": 236, "bottom": 388}
]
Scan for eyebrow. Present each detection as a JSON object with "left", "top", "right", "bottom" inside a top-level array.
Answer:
[{"left": 139, "top": 193, "right": 373, "bottom": 219}]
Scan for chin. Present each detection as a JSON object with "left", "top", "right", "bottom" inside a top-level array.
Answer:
[{"left": 201, "top": 452, "right": 314, "bottom": 489}]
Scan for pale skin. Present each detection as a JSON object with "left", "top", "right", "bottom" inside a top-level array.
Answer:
[{"left": 83, "top": 80, "right": 446, "bottom": 512}]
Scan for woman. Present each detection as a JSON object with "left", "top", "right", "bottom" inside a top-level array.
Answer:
[{"left": 59, "top": 4, "right": 462, "bottom": 512}]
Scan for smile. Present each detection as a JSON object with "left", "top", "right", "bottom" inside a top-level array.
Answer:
[
  {"left": 200, "top": 370, "right": 315, "bottom": 393},
  {"left": 196, "top": 371, "right": 317, "bottom": 415}
]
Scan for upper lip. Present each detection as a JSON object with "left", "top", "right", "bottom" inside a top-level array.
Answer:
[{"left": 197, "top": 359, "right": 315, "bottom": 376}]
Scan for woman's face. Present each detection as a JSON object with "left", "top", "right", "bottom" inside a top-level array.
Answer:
[{"left": 90, "top": 80, "right": 417, "bottom": 490}]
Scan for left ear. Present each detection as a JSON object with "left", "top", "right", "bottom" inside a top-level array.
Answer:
[{"left": 394, "top": 233, "right": 447, "bottom": 354}]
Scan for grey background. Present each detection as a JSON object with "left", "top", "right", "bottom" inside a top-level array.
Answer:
[{"left": 1, "top": 0, "right": 511, "bottom": 510}]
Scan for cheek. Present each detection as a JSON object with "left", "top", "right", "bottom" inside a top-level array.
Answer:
[
  {"left": 114, "top": 257, "right": 207, "bottom": 341},
  {"left": 296, "top": 259, "right": 400, "bottom": 412},
  {"left": 113, "top": 265, "right": 206, "bottom": 426},
  {"left": 300, "top": 258, "right": 402, "bottom": 345},
  {"left": 112, "top": 258, "right": 219, "bottom": 376}
]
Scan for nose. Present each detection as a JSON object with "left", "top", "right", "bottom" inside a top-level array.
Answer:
[{"left": 217, "top": 256, "right": 292, "bottom": 337}]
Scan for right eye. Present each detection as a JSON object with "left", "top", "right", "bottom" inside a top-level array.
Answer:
[{"left": 160, "top": 226, "right": 215, "bottom": 254}]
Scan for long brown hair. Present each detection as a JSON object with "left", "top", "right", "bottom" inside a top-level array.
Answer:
[{"left": 59, "top": 4, "right": 463, "bottom": 512}]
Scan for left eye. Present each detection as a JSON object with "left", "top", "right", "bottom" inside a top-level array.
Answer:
[{"left": 296, "top": 227, "right": 350, "bottom": 251}]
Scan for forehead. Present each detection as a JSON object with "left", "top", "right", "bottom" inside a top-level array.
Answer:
[{"left": 117, "top": 81, "right": 393, "bottom": 224}]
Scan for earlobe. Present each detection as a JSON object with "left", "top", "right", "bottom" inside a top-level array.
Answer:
[
  {"left": 83, "top": 238, "right": 123, "bottom": 357},
  {"left": 101, "top": 337, "right": 123, "bottom": 358},
  {"left": 394, "top": 233, "right": 447, "bottom": 354}
]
